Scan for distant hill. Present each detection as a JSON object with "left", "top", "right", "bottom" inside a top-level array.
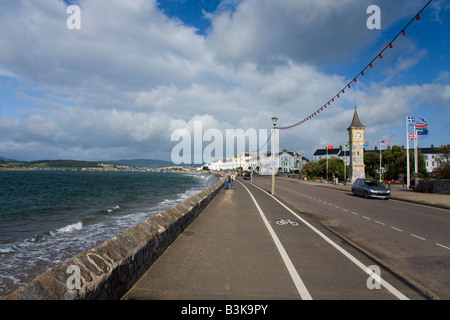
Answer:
[
  {"left": 0, "top": 156, "right": 19, "bottom": 162},
  {"left": 108, "top": 159, "right": 175, "bottom": 168},
  {"left": 0, "top": 157, "right": 180, "bottom": 169}
]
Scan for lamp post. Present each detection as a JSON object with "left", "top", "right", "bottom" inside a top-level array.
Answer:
[{"left": 271, "top": 116, "right": 278, "bottom": 195}]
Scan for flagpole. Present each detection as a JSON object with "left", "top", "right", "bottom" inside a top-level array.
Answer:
[
  {"left": 379, "top": 140, "right": 382, "bottom": 181},
  {"left": 414, "top": 133, "right": 418, "bottom": 174},
  {"left": 344, "top": 144, "right": 346, "bottom": 185},
  {"left": 326, "top": 146, "right": 328, "bottom": 181},
  {"left": 406, "top": 115, "right": 410, "bottom": 188}
]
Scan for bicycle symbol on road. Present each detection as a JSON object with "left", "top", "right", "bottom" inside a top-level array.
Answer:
[{"left": 276, "top": 219, "right": 299, "bottom": 226}]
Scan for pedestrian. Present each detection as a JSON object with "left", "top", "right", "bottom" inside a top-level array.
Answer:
[
  {"left": 230, "top": 172, "right": 236, "bottom": 190},
  {"left": 224, "top": 172, "right": 229, "bottom": 189}
]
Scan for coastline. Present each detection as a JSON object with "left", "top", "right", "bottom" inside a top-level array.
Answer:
[
  {"left": 0, "top": 171, "right": 219, "bottom": 298},
  {"left": 3, "top": 177, "right": 223, "bottom": 300}
]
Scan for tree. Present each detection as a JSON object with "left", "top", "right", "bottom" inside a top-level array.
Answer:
[
  {"left": 364, "top": 152, "right": 380, "bottom": 179},
  {"left": 382, "top": 146, "right": 406, "bottom": 181},
  {"left": 436, "top": 162, "right": 450, "bottom": 179},
  {"left": 326, "top": 158, "right": 345, "bottom": 180},
  {"left": 301, "top": 161, "right": 321, "bottom": 179},
  {"left": 382, "top": 145, "right": 426, "bottom": 181}
]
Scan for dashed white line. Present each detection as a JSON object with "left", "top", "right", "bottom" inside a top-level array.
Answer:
[
  {"left": 436, "top": 243, "right": 450, "bottom": 250},
  {"left": 411, "top": 234, "right": 426, "bottom": 241},
  {"left": 295, "top": 191, "right": 449, "bottom": 252}
]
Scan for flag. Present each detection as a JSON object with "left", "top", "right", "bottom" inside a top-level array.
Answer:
[
  {"left": 417, "top": 129, "right": 428, "bottom": 135},
  {"left": 363, "top": 142, "right": 369, "bottom": 147},
  {"left": 326, "top": 145, "right": 334, "bottom": 150},
  {"left": 409, "top": 133, "right": 418, "bottom": 140},
  {"left": 380, "top": 140, "right": 389, "bottom": 146},
  {"left": 345, "top": 143, "right": 350, "bottom": 148},
  {"left": 408, "top": 117, "right": 427, "bottom": 125}
]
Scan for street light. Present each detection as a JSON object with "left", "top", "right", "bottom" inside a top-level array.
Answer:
[{"left": 271, "top": 117, "right": 278, "bottom": 195}]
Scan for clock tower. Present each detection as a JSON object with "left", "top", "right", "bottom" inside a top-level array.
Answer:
[{"left": 347, "top": 108, "right": 366, "bottom": 183}]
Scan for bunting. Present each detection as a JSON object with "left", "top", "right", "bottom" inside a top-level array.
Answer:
[{"left": 275, "top": 0, "right": 435, "bottom": 130}]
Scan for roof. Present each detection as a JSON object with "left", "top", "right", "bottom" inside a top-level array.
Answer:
[
  {"left": 347, "top": 107, "right": 365, "bottom": 129},
  {"left": 313, "top": 149, "right": 341, "bottom": 156}
]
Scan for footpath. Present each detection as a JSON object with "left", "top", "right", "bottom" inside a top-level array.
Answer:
[{"left": 122, "top": 180, "right": 303, "bottom": 300}]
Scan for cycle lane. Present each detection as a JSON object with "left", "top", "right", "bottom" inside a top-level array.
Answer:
[{"left": 240, "top": 180, "right": 427, "bottom": 300}]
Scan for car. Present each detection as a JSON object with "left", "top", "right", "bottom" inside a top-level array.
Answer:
[
  {"left": 243, "top": 173, "right": 251, "bottom": 180},
  {"left": 351, "top": 178, "right": 390, "bottom": 200}
]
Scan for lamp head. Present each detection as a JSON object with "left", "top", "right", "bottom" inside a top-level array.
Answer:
[{"left": 271, "top": 116, "right": 278, "bottom": 126}]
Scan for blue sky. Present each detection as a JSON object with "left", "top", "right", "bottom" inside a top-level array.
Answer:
[{"left": 0, "top": 0, "right": 449, "bottom": 162}]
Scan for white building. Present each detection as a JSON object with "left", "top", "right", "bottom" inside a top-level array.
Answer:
[{"left": 209, "top": 149, "right": 308, "bottom": 175}]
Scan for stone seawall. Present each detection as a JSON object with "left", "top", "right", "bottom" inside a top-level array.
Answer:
[{"left": 3, "top": 180, "right": 223, "bottom": 300}]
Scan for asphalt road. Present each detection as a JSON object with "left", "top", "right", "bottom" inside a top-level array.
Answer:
[{"left": 252, "top": 176, "right": 450, "bottom": 300}]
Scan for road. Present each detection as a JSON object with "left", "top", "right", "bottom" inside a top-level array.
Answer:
[
  {"left": 124, "top": 177, "right": 430, "bottom": 300},
  {"left": 252, "top": 176, "right": 450, "bottom": 299}
]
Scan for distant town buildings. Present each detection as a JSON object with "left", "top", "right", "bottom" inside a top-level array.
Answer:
[
  {"left": 208, "top": 149, "right": 309, "bottom": 175},
  {"left": 208, "top": 144, "right": 446, "bottom": 176}
]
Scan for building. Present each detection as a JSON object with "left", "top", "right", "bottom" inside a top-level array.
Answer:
[
  {"left": 208, "top": 149, "right": 309, "bottom": 175},
  {"left": 347, "top": 108, "right": 366, "bottom": 183},
  {"left": 313, "top": 147, "right": 350, "bottom": 166}
]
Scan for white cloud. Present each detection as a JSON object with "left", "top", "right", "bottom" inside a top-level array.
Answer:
[{"left": 0, "top": 0, "right": 447, "bottom": 162}]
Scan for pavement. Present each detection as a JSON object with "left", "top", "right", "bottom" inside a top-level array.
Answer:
[{"left": 121, "top": 177, "right": 434, "bottom": 301}]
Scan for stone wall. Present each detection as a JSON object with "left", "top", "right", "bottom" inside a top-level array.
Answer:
[
  {"left": 415, "top": 179, "right": 450, "bottom": 194},
  {"left": 3, "top": 179, "right": 223, "bottom": 300}
]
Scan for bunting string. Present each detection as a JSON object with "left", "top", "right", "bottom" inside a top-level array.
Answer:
[{"left": 276, "top": 0, "right": 435, "bottom": 130}]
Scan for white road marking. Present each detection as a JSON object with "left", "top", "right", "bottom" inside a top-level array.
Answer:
[
  {"left": 239, "top": 181, "right": 312, "bottom": 300},
  {"left": 436, "top": 243, "right": 450, "bottom": 250},
  {"left": 411, "top": 234, "right": 426, "bottom": 241},
  {"left": 249, "top": 182, "right": 410, "bottom": 300}
]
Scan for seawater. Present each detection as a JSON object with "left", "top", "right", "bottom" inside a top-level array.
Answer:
[{"left": 0, "top": 170, "right": 218, "bottom": 298}]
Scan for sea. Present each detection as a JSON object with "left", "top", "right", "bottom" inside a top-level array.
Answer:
[{"left": 0, "top": 169, "right": 219, "bottom": 298}]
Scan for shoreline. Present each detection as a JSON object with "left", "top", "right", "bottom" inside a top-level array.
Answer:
[
  {"left": 0, "top": 172, "right": 219, "bottom": 298},
  {"left": 3, "top": 178, "right": 223, "bottom": 300}
]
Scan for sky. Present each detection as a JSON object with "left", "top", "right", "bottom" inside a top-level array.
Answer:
[{"left": 0, "top": 0, "right": 449, "bottom": 163}]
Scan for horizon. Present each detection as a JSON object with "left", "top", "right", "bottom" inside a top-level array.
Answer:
[{"left": 0, "top": 0, "right": 449, "bottom": 163}]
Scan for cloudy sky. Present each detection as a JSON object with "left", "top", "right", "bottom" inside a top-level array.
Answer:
[{"left": 0, "top": 0, "right": 449, "bottom": 163}]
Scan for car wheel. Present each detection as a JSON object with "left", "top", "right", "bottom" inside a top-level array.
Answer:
[
  {"left": 364, "top": 191, "right": 369, "bottom": 199},
  {"left": 352, "top": 189, "right": 357, "bottom": 196}
]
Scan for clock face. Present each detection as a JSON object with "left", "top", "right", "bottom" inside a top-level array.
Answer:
[{"left": 355, "top": 133, "right": 361, "bottom": 139}]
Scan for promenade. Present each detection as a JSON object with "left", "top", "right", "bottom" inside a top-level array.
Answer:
[{"left": 121, "top": 177, "right": 445, "bottom": 300}]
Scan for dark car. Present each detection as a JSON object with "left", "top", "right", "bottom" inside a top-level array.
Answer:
[
  {"left": 351, "top": 178, "right": 390, "bottom": 199},
  {"left": 243, "top": 173, "right": 251, "bottom": 180}
]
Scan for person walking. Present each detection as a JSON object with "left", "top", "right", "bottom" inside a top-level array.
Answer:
[
  {"left": 224, "top": 171, "right": 229, "bottom": 189},
  {"left": 230, "top": 172, "right": 236, "bottom": 190}
]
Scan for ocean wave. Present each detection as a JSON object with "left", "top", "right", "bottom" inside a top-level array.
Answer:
[
  {"left": 54, "top": 222, "right": 83, "bottom": 234},
  {"left": 106, "top": 205, "right": 120, "bottom": 213}
]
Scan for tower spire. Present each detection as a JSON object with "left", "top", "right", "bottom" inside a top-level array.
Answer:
[{"left": 348, "top": 106, "right": 365, "bottom": 129}]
